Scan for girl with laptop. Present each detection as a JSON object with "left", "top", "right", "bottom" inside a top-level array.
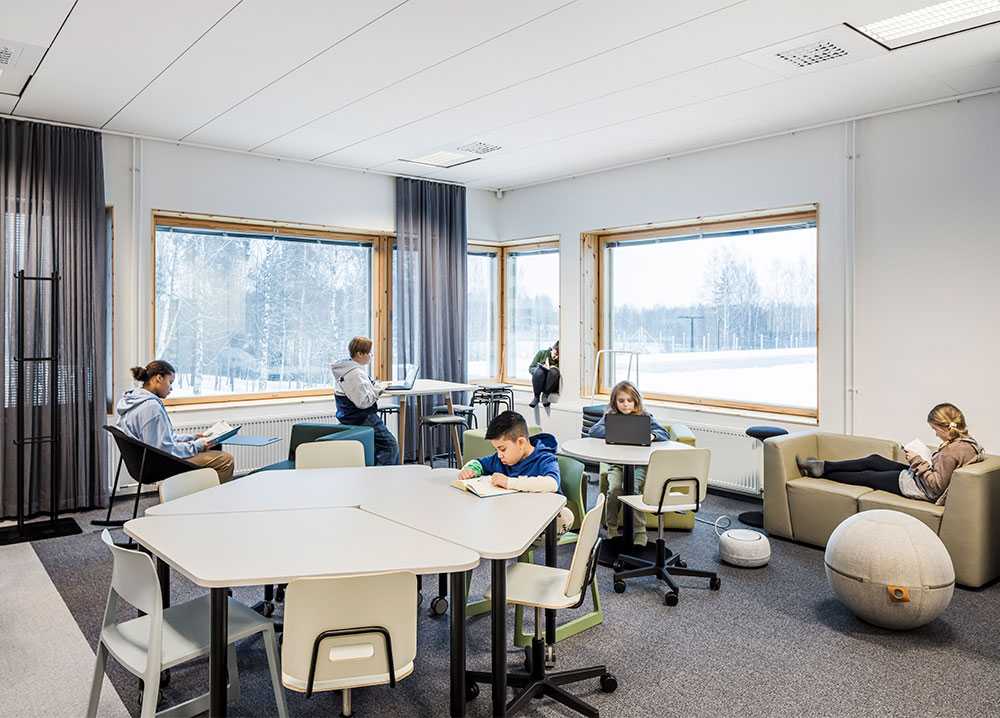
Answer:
[{"left": 588, "top": 381, "right": 670, "bottom": 547}]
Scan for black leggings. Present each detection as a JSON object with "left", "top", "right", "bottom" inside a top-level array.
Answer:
[
  {"left": 531, "top": 366, "right": 560, "bottom": 397},
  {"left": 821, "top": 454, "right": 909, "bottom": 495}
]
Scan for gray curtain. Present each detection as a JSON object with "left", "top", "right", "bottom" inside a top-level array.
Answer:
[
  {"left": 1, "top": 118, "right": 109, "bottom": 517},
  {"left": 395, "top": 177, "right": 467, "bottom": 461}
]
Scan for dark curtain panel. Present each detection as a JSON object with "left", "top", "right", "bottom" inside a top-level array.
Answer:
[
  {"left": 395, "top": 177, "right": 467, "bottom": 461},
  {"left": 1, "top": 118, "right": 108, "bottom": 518}
]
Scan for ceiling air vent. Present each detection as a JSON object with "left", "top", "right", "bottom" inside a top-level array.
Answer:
[
  {"left": 739, "top": 24, "right": 886, "bottom": 77},
  {"left": 775, "top": 40, "right": 849, "bottom": 69},
  {"left": 0, "top": 38, "right": 45, "bottom": 94},
  {"left": 456, "top": 141, "right": 501, "bottom": 155}
]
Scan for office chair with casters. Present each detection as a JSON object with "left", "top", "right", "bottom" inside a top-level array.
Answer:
[
  {"left": 473, "top": 494, "right": 617, "bottom": 718},
  {"left": 93, "top": 426, "right": 198, "bottom": 528},
  {"left": 157, "top": 468, "right": 219, "bottom": 503},
  {"left": 612, "top": 448, "right": 721, "bottom": 606},
  {"left": 87, "top": 531, "right": 287, "bottom": 718},
  {"left": 295, "top": 439, "right": 366, "bottom": 469},
  {"left": 281, "top": 573, "right": 417, "bottom": 717}
]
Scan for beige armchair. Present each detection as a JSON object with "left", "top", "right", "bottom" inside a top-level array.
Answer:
[{"left": 764, "top": 430, "right": 1000, "bottom": 588}]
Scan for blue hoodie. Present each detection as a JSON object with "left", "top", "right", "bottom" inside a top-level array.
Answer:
[
  {"left": 475, "top": 433, "right": 561, "bottom": 489},
  {"left": 116, "top": 388, "right": 204, "bottom": 459},
  {"left": 589, "top": 411, "right": 670, "bottom": 442}
]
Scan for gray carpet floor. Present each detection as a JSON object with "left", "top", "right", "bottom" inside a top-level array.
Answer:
[{"left": 25, "top": 489, "right": 1000, "bottom": 717}]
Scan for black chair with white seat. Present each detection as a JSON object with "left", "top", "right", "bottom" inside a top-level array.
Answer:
[
  {"left": 612, "top": 448, "right": 721, "bottom": 606},
  {"left": 472, "top": 494, "right": 618, "bottom": 717}
]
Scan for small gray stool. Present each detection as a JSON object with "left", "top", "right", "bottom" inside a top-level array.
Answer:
[{"left": 740, "top": 425, "right": 789, "bottom": 529}]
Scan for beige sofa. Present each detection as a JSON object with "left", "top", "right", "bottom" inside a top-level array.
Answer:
[{"left": 764, "top": 430, "right": 1000, "bottom": 588}]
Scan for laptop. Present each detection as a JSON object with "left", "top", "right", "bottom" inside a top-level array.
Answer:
[
  {"left": 604, "top": 413, "right": 652, "bottom": 446},
  {"left": 384, "top": 363, "right": 419, "bottom": 391}
]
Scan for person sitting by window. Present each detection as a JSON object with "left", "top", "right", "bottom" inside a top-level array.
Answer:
[
  {"left": 588, "top": 380, "right": 670, "bottom": 546},
  {"left": 116, "top": 360, "right": 235, "bottom": 482},
  {"left": 331, "top": 336, "right": 399, "bottom": 466},
  {"left": 528, "top": 340, "right": 560, "bottom": 408},
  {"left": 796, "top": 403, "right": 984, "bottom": 504}
]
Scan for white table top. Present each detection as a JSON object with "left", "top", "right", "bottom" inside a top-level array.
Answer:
[
  {"left": 382, "top": 379, "right": 479, "bottom": 397},
  {"left": 362, "top": 469, "right": 566, "bottom": 560},
  {"left": 124, "top": 507, "right": 480, "bottom": 588},
  {"left": 560, "top": 437, "right": 693, "bottom": 466},
  {"left": 145, "top": 465, "right": 432, "bottom": 517}
]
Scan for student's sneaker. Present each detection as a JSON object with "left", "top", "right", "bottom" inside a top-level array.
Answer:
[
  {"left": 542, "top": 394, "right": 551, "bottom": 407},
  {"left": 528, "top": 395, "right": 540, "bottom": 408}
]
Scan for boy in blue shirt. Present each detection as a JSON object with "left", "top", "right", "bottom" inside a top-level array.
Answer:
[{"left": 458, "top": 411, "right": 573, "bottom": 530}]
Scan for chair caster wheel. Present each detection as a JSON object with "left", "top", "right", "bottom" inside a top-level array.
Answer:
[
  {"left": 466, "top": 682, "right": 480, "bottom": 701},
  {"left": 430, "top": 596, "right": 449, "bottom": 616},
  {"left": 600, "top": 673, "right": 618, "bottom": 693},
  {"left": 710, "top": 576, "right": 721, "bottom": 591},
  {"left": 613, "top": 580, "right": 626, "bottom": 594},
  {"left": 612, "top": 560, "right": 624, "bottom": 572},
  {"left": 664, "top": 592, "right": 679, "bottom": 606},
  {"left": 675, "top": 559, "right": 687, "bottom": 568}
]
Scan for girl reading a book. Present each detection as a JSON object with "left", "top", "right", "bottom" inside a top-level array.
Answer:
[
  {"left": 796, "top": 403, "right": 983, "bottom": 504},
  {"left": 588, "top": 381, "right": 671, "bottom": 546},
  {"left": 116, "top": 360, "right": 236, "bottom": 482}
]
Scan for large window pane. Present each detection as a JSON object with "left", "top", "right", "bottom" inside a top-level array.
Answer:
[
  {"left": 505, "top": 247, "right": 559, "bottom": 380},
  {"left": 604, "top": 221, "right": 817, "bottom": 412},
  {"left": 467, "top": 250, "right": 499, "bottom": 379},
  {"left": 155, "top": 225, "right": 371, "bottom": 398}
]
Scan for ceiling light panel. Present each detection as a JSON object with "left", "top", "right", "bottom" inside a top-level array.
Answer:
[
  {"left": 855, "top": 0, "right": 1000, "bottom": 48},
  {"left": 400, "top": 150, "right": 480, "bottom": 168}
]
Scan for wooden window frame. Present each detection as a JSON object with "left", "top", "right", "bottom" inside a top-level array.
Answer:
[
  {"left": 590, "top": 208, "right": 819, "bottom": 419},
  {"left": 498, "top": 240, "right": 561, "bottom": 386},
  {"left": 151, "top": 211, "right": 390, "bottom": 406},
  {"left": 467, "top": 243, "right": 502, "bottom": 382}
]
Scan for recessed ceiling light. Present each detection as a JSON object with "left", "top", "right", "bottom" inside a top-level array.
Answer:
[
  {"left": 854, "top": 0, "right": 1000, "bottom": 49},
  {"left": 399, "top": 150, "right": 480, "bottom": 169}
]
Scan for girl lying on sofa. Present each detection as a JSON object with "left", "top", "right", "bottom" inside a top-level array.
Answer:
[{"left": 796, "top": 403, "right": 984, "bottom": 504}]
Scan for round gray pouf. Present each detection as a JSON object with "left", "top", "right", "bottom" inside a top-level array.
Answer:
[
  {"left": 719, "top": 528, "right": 771, "bottom": 567},
  {"left": 824, "top": 510, "right": 954, "bottom": 630}
]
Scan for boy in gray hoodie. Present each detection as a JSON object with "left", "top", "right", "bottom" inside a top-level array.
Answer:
[
  {"left": 116, "top": 360, "right": 235, "bottom": 482},
  {"left": 331, "top": 336, "right": 399, "bottom": 465}
]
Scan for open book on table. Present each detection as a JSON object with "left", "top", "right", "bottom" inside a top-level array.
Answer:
[
  {"left": 451, "top": 476, "right": 517, "bottom": 498},
  {"left": 903, "top": 438, "right": 933, "bottom": 464},
  {"left": 202, "top": 420, "right": 241, "bottom": 445}
]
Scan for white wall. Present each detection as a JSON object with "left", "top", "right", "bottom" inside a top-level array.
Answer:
[
  {"left": 103, "top": 137, "right": 500, "bottom": 421},
  {"left": 495, "top": 92, "right": 1000, "bottom": 450}
]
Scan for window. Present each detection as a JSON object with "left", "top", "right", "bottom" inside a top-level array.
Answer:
[
  {"left": 154, "top": 216, "right": 376, "bottom": 402},
  {"left": 596, "top": 211, "right": 817, "bottom": 416},
  {"left": 504, "top": 244, "right": 560, "bottom": 381},
  {"left": 467, "top": 248, "right": 499, "bottom": 379}
]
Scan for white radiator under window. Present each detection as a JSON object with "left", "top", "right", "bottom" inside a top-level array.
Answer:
[
  {"left": 686, "top": 423, "right": 762, "bottom": 496},
  {"left": 107, "top": 412, "right": 340, "bottom": 491}
]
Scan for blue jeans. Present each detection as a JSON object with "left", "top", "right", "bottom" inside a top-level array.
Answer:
[{"left": 359, "top": 413, "right": 400, "bottom": 466}]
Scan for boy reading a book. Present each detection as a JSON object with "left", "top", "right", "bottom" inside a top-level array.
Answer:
[{"left": 458, "top": 410, "right": 574, "bottom": 531}]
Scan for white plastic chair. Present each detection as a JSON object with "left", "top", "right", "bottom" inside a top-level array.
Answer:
[
  {"left": 86, "top": 530, "right": 288, "bottom": 718},
  {"left": 614, "top": 447, "right": 720, "bottom": 605},
  {"left": 482, "top": 494, "right": 617, "bottom": 716},
  {"left": 295, "top": 439, "right": 366, "bottom": 469},
  {"left": 158, "top": 467, "right": 219, "bottom": 503},
  {"left": 281, "top": 573, "right": 418, "bottom": 717}
]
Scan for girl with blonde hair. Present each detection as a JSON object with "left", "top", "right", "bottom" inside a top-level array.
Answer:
[
  {"left": 588, "top": 381, "right": 670, "bottom": 546},
  {"left": 796, "top": 403, "right": 984, "bottom": 504}
]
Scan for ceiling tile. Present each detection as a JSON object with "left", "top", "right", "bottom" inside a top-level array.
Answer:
[
  {"left": 14, "top": 0, "right": 237, "bottom": 127},
  {"left": 0, "top": 95, "right": 18, "bottom": 114}
]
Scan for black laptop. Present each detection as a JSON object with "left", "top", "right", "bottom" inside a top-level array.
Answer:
[{"left": 604, "top": 413, "right": 652, "bottom": 446}]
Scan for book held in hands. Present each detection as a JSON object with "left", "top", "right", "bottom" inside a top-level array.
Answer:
[{"left": 451, "top": 476, "right": 517, "bottom": 498}]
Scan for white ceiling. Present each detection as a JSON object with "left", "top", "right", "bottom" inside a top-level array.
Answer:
[{"left": 4, "top": 0, "right": 999, "bottom": 190}]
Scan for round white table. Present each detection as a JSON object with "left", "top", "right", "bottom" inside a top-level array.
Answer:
[{"left": 560, "top": 437, "right": 693, "bottom": 566}]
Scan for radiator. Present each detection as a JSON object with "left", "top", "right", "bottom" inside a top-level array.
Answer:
[
  {"left": 107, "top": 412, "right": 340, "bottom": 492},
  {"left": 686, "top": 423, "right": 761, "bottom": 496}
]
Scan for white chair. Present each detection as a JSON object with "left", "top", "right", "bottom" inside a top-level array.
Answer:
[
  {"left": 295, "top": 439, "right": 366, "bottom": 469},
  {"left": 281, "top": 573, "right": 418, "bottom": 717},
  {"left": 613, "top": 447, "right": 721, "bottom": 605},
  {"left": 479, "top": 494, "right": 618, "bottom": 717},
  {"left": 157, "top": 467, "right": 219, "bottom": 503},
  {"left": 87, "top": 530, "right": 288, "bottom": 718}
]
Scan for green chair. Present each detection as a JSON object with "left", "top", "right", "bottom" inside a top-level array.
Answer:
[
  {"left": 598, "top": 421, "right": 698, "bottom": 531},
  {"left": 256, "top": 422, "right": 376, "bottom": 471}
]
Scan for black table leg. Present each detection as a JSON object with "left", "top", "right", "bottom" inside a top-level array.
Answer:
[
  {"left": 449, "top": 571, "right": 467, "bottom": 717},
  {"left": 491, "top": 558, "right": 507, "bottom": 717},
  {"left": 544, "top": 520, "right": 557, "bottom": 645},
  {"left": 210, "top": 587, "right": 229, "bottom": 717}
]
